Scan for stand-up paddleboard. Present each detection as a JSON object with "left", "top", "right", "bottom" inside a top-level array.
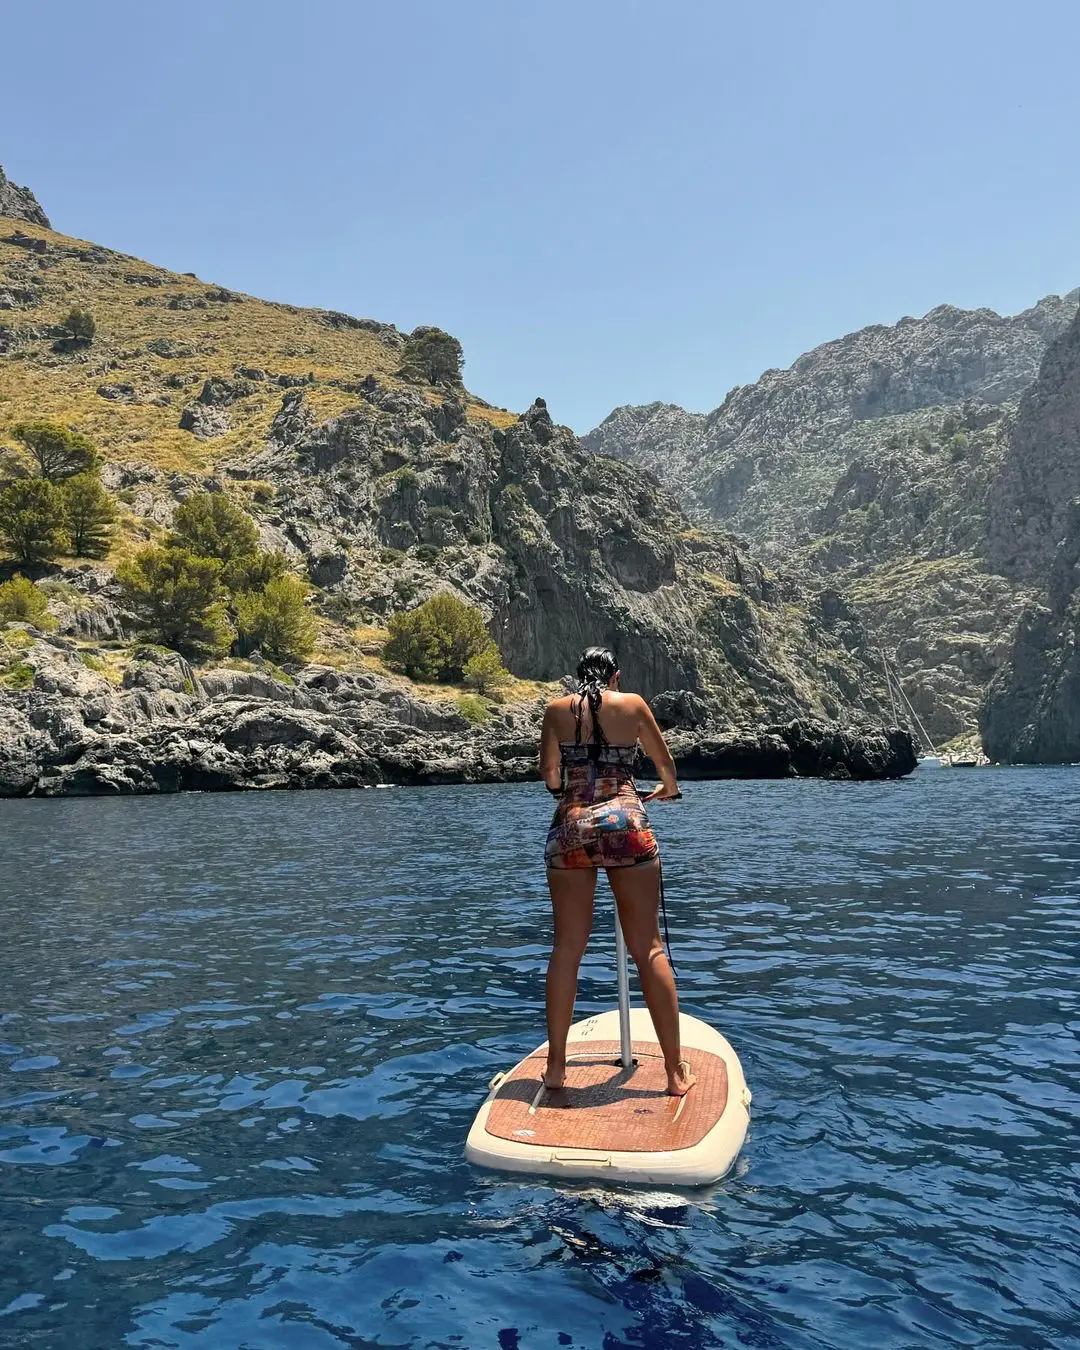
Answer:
[{"left": 466, "top": 915, "right": 751, "bottom": 1186}]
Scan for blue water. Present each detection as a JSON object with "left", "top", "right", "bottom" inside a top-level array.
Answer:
[{"left": 0, "top": 770, "right": 1078, "bottom": 1349}]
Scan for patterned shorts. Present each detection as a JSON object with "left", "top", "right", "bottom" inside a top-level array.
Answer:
[{"left": 545, "top": 770, "right": 659, "bottom": 870}]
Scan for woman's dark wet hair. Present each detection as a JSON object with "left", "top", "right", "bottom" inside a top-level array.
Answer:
[{"left": 575, "top": 646, "right": 619, "bottom": 746}]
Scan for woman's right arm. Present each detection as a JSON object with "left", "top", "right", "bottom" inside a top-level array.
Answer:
[{"left": 634, "top": 696, "right": 681, "bottom": 800}]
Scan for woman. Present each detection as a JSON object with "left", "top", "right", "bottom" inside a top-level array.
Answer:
[{"left": 539, "top": 646, "right": 695, "bottom": 1097}]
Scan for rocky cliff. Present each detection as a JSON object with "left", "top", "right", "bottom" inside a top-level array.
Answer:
[
  {"left": 0, "top": 187, "right": 910, "bottom": 794},
  {"left": 0, "top": 165, "right": 50, "bottom": 230},
  {"left": 0, "top": 637, "right": 915, "bottom": 797},
  {"left": 587, "top": 293, "right": 1080, "bottom": 747},
  {"left": 981, "top": 311, "right": 1080, "bottom": 762},
  {"left": 986, "top": 312, "right": 1080, "bottom": 583}
]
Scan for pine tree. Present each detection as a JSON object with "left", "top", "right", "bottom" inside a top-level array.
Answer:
[
  {"left": 399, "top": 326, "right": 464, "bottom": 387},
  {"left": 383, "top": 592, "right": 495, "bottom": 683},
  {"left": 62, "top": 473, "right": 116, "bottom": 558},
  {"left": 0, "top": 478, "right": 68, "bottom": 564},
  {"left": 12, "top": 421, "right": 96, "bottom": 481},
  {"left": 59, "top": 306, "right": 96, "bottom": 345},
  {"left": 170, "top": 491, "right": 259, "bottom": 565},
  {"left": 118, "top": 546, "right": 230, "bottom": 654},
  {"left": 463, "top": 643, "right": 511, "bottom": 693},
  {"left": 223, "top": 548, "right": 289, "bottom": 593}
]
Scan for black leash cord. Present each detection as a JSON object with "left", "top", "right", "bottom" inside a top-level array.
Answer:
[{"left": 658, "top": 856, "right": 676, "bottom": 976}]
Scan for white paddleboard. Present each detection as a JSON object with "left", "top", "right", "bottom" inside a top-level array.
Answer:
[{"left": 466, "top": 1007, "right": 751, "bottom": 1187}]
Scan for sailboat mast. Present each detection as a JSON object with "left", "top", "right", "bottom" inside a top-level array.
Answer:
[
  {"left": 882, "top": 649, "right": 940, "bottom": 756},
  {"left": 880, "top": 647, "right": 901, "bottom": 724}
]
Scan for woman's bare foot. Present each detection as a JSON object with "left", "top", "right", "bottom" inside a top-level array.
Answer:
[
  {"left": 542, "top": 1061, "right": 566, "bottom": 1090},
  {"left": 667, "top": 1059, "right": 696, "bottom": 1096}
]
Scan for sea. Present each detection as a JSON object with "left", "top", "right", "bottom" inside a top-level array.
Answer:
[{"left": 0, "top": 768, "right": 1077, "bottom": 1349}]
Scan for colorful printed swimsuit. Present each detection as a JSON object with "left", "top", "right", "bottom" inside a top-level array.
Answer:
[{"left": 544, "top": 742, "right": 659, "bottom": 870}]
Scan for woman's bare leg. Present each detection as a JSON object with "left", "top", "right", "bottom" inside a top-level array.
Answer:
[
  {"left": 608, "top": 861, "right": 695, "bottom": 1096},
  {"left": 544, "top": 867, "right": 597, "bottom": 1088}
]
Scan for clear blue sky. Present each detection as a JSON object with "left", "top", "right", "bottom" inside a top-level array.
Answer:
[{"left": 6, "top": 0, "right": 1079, "bottom": 431}]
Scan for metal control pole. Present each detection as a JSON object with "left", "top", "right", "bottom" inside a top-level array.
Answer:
[{"left": 614, "top": 911, "right": 633, "bottom": 1070}]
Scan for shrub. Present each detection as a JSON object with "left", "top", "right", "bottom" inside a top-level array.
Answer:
[
  {"left": 383, "top": 592, "right": 496, "bottom": 683},
  {"left": 59, "top": 306, "right": 96, "bottom": 345},
  {"left": 233, "top": 573, "right": 318, "bottom": 662},
  {"left": 0, "top": 575, "right": 52, "bottom": 628},
  {"left": 117, "top": 546, "right": 230, "bottom": 654},
  {"left": 170, "top": 491, "right": 260, "bottom": 565},
  {"left": 463, "top": 643, "right": 511, "bottom": 694},
  {"left": 62, "top": 473, "right": 116, "bottom": 558},
  {"left": 380, "top": 547, "right": 405, "bottom": 566},
  {"left": 393, "top": 576, "right": 418, "bottom": 605},
  {"left": 394, "top": 466, "right": 419, "bottom": 492},
  {"left": 223, "top": 548, "right": 289, "bottom": 593},
  {"left": 466, "top": 529, "right": 487, "bottom": 546},
  {"left": 399, "top": 326, "right": 464, "bottom": 387},
  {"left": 250, "top": 482, "right": 275, "bottom": 504},
  {"left": 1, "top": 660, "right": 33, "bottom": 689},
  {"left": 414, "top": 543, "right": 440, "bottom": 565},
  {"left": 0, "top": 477, "right": 68, "bottom": 564},
  {"left": 382, "top": 606, "right": 437, "bottom": 678},
  {"left": 456, "top": 693, "right": 490, "bottom": 725},
  {"left": 12, "top": 420, "right": 96, "bottom": 481}
]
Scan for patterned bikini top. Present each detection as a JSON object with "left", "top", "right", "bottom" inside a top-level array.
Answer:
[{"left": 558, "top": 742, "right": 639, "bottom": 771}]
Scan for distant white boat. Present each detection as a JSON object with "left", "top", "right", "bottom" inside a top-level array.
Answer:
[{"left": 917, "top": 755, "right": 944, "bottom": 768}]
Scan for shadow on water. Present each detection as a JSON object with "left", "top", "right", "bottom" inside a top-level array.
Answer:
[{"left": 0, "top": 769, "right": 1078, "bottom": 1347}]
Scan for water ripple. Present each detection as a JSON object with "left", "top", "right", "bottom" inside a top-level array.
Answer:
[{"left": 1, "top": 770, "right": 1078, "bottom": 1348}]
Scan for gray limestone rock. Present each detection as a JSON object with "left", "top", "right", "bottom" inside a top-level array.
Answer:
[
  {"left": 0, "top": 166, "right": 50, "bottom": 228},
  {"left": 0, "top": 633, "right": 914, "bottom": 796},
  {"left": 179, "top": 404, "right": 230, "bottom": 439},
  {"left": 97, "top": 382, "right": 136, "bottom": 401},
  {"left": 981, "top": 307, "right": 1080, "bottom": 763}
]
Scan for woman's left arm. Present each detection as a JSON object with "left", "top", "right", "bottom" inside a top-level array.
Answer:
[{"left": 539, "top": 705, "right": 563, "bottom": 792}]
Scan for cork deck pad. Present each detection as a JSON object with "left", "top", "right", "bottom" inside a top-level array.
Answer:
[{"left": 484, "top": 1040, "right": 729, "bottom": 1153}]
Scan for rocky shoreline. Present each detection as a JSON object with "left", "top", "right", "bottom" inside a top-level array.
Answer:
[{"left": 0, "top": 636, "right": 916, "bottom": 797}]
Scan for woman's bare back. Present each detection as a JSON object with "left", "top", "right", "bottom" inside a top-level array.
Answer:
[{"left": 545, "top": 689, "right": 649, "bottom": 746}]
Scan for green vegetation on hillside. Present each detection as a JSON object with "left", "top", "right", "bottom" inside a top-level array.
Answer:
[
  {"left": 118, "top": 546, "right": 230, "bottom": 654},
  {"left": 0, "top": 573, "right": 53, "bottom": 628},
  {"left": 117, "top": 490, "right": 317, "bottom": 661},
  {"left": 383, "top": 592, "right": 509, "bottom": 685}
]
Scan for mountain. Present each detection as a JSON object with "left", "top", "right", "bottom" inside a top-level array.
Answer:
[
  {"left": 586, "top": 293, "right": 1080, "bottom": 748},
  {"left": 0, "top": 180, "right": 910, "bottom": 794},
  {"left": 586, "top": 296, "right": 1079, "bottom": 550}
]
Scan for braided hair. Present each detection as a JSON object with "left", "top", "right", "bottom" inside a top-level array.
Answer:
[{"left": 574, "top": 646, "right": 618, "bottom": 747}]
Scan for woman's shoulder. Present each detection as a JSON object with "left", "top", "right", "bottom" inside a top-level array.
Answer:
[
  {"left": 542, "top": 693, "right": 577, "bottom": 726},
  {"left": 608, "top": 690, "right": 648, "bottom": 712}
]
